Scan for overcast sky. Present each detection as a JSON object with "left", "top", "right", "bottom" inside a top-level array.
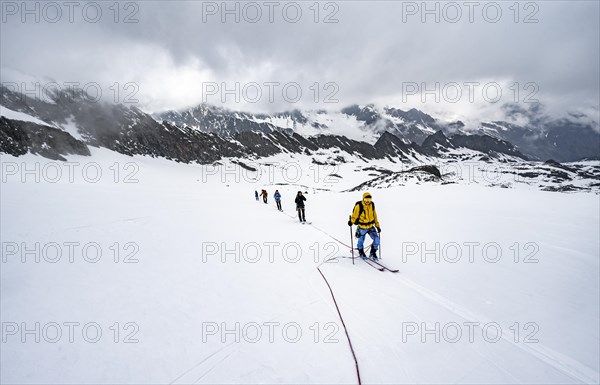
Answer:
[{"left": 1, "top": 0, "right": 599, "bottom": 123}]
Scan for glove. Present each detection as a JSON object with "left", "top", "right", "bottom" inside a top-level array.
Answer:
[
  {"left": 376, "top": 227, "right": 381, "bottom": 233},
  {"left": 347, "top": 220, "right": 352, "bottom": 227}
]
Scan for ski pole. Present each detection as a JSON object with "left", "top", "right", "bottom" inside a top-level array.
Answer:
[
  {"left": 377, "top": 226, "right": 383, "bottom": 259},
  {"left": 379, "top": 231, "right": 382, "bottom": 260},
  {"left": 349, "top": 216, "right": 354, "bottom": 265}
]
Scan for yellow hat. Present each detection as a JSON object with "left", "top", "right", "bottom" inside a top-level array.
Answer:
[{"left": 363, "top": 192, "right": 372, "bottom": 200}]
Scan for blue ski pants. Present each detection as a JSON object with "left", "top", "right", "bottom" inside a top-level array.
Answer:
[{"left": 356, "top": 227, "right": 380, "bottom": 250}]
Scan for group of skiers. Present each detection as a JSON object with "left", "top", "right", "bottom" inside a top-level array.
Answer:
[
  {"left": 254, "top": 189, "right": 307, "bottom": 223},
  {"left": 256, "top": 189, "right": 268, "bottom": 203},
  {"left": 254, "top": 189, "right": 382, "bottom": 261}
]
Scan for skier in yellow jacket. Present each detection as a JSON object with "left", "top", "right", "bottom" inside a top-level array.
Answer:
[{"left": 348, "top": 192, "right": 381, "bottom": 260}]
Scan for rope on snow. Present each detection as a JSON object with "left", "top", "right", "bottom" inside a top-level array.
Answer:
[{"left": 317, "top": 267, "right": 362, "bottom": 385}]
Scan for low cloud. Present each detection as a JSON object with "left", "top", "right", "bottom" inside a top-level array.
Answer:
[{"left": 1, "top": 1, "right": 598, "bottom": 123}]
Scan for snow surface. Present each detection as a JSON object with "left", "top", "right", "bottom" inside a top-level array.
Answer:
[
  {"left": 59, "top": 115, "right": 84, "bottom": 140},
  {"left": 1, "top": 149, "right": 599, "bottom": 384},
  {"left": 252, "top": 111, "right": 378, "bottom": 144},
  {"left": 0, "top": 106, "right": 54, "bottom": 127}
]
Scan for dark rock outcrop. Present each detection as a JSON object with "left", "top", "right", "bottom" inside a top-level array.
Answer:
[
  {"left": 420, "top": 130, "right": 455, "bottom": 156},
  {"left": 0, "top": 117, "right": 90, "bottom": 160},
  {"left": 374, "top": 131, "right": 416, "bottom": 160},
  {"left": 451, "top": 134, "right": 528, "bottom": 159}
]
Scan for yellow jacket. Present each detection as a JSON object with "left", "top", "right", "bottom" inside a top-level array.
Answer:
[{"left": 350, "top": 192, "right": 380, "bottom": 229}]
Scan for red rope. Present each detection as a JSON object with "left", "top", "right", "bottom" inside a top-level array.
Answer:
[
  {"left": 279, "top": 209, "right": 362, "bottom": 382},
  {"left": 317, "top": 267, "right": 362, "bottom": 385}
]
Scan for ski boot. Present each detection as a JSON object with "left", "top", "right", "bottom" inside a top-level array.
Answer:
[
  {"left": 358, "top": 248, "right": 367, "bottom": 260},
  {"left": 370, "top": 249, "right": 379, "bottom": 261}
]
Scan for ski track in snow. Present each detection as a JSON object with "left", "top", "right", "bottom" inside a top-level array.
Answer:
[
  {"left": 169, "top": 343, "right": 237, "bottom": 385},
  {"left": 192, "top": 350, "right": 236, "bottom": 384},
  {"left": 305, "top": 216, "right": 599, "bottom": 384},
  {"left": 394, "top": 274, "right": 600, "bottom": 384}
]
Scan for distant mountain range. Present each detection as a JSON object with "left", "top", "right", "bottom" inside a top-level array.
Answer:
[
  {"left": 1, "top": 85, "right": 598, "bottom": 165},
  {"left": 156, "top": 101, "right": 599, "bottom": 163}
]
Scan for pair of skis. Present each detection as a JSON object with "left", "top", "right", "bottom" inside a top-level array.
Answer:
[
  {"left": 349, "top": 220, "right": 397, "bottom": 273},
  {"left": 359, "top": 255, "right": 399, "bottom": 273}
]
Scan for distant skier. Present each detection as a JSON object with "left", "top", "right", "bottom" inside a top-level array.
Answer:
[
  {"left": 274, "top": 190, "right": 282, "bottom": 211},
  {"left": 255, "top": 190, "right": 259, "bottom": 201},
  {"left": 295, "top": 191, "right": 306, "bottom": 223},
  {"left": 260, "top": 189, "right": 268, "bottom": 204},
  {"left": 348, "top": 192, "right": 381, "bottom": 260}
]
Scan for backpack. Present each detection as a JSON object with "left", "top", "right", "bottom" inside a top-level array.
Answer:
[{"left": 353, "top": 200, "right": 375, "bottom": 225}]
